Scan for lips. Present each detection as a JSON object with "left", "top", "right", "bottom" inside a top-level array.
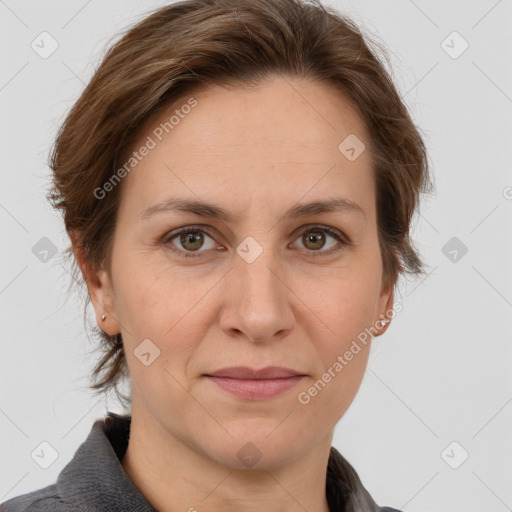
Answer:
[
  {"left": 204, "top": 366, "right": 307, "bottom": 400},
  {"left": 204, "top": 366, "right": 306, "bottom": 379}
]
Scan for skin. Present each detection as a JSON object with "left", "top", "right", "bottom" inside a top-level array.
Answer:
[{"left": 76, "top": 74, "right": 394, "bottom": 512}]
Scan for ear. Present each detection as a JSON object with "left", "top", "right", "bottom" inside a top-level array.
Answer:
[
  {"left": 73, "top": 242, "right": 120, "bottom": 336},
  {"left": 374, "top": 280, "right": 395, "bottom": 336}
]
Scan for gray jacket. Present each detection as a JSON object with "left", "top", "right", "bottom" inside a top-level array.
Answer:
[{"left": 0, "top": 412, "right": 404, "bottom": 512}]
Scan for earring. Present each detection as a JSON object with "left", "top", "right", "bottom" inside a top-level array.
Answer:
[{"left": 101, "top": 314, "right": 106, "bottom": 321}]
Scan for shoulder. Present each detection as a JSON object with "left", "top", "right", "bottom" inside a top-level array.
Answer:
[
  {"left": 380, "top": 507, "right": 404, "bottom": 512},
  {"left": 0, "top": 484, "right": 68, "bottom": 511}
]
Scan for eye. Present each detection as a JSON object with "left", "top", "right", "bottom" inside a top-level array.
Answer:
[
  {"left": 163, "top": 226, "right": 219, "bottom": 258},
  {"left": 291, "top": 225, "right": 349, "bottom": 257},
  {"left": 162, "top": 224, "right": 350, "bottom": 259}
]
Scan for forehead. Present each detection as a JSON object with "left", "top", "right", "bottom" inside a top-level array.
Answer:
[{"left": 117, "top": 75, "right": 375, "bottom": 221}]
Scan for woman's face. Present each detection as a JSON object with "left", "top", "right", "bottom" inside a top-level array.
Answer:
[{"left": 87, "top": 75, "right": 394, "bottom": 469}]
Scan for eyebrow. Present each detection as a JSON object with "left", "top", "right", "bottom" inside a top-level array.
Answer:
[{"left": 139, "top": 197, "right": 366, "bottom": 222}]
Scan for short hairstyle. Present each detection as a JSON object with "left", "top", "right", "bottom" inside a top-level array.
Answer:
[{"left": 47, "top": 0, "right": 434, "bottom": 405}]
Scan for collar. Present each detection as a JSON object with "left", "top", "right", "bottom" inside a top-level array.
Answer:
[{"left": 56, "top": 412, "right": 156, "bottom": 511}]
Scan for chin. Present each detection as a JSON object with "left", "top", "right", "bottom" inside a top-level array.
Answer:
[{"left": 204, "top": 420, "right": 310, "bottom": 470}]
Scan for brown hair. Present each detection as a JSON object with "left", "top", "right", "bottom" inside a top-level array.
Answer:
[{"left": 47, "top": 0, "right": 433, "bottom": 409}]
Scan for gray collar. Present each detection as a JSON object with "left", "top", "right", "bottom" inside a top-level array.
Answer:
[{"left": 57, "top": 412, "right": 156, "bottom": 511}]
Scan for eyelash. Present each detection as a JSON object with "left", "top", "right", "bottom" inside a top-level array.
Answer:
[{"left": 161, "top": 224, "right": 351, "bottom": 259}]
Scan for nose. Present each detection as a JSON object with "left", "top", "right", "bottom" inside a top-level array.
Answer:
[{"left": 219, "top": 245, "right": 295, "bottom": 343}]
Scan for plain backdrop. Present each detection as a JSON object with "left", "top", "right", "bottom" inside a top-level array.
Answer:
[{"left": 1, "top": 1, "right": 511, "bottom": 511}]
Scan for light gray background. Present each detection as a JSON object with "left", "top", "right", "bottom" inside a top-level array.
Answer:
[{"left": 1, "top": 1, "right": 511, "bottom": 511}]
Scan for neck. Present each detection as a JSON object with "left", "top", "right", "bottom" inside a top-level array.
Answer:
[{"left": 121, "top": 400, "right": 333, "bottom": 512}]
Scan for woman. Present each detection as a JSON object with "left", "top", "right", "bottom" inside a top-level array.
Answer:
[{"left": 1, "top": 0, "right": 432, "bottom": 510}]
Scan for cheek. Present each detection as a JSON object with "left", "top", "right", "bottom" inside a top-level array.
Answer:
[
  {"left": 306, "top": 273, "right": 379, "bottom": 338},
  {"left": 307, "top": 321, "right": 373, "bottom": 424},
  {"left": 117, "top": 273, "right": 210, "bottom": 380},
  {"left": 304, "top": 277, "right": 377, "bottom": 396},
  {"left": 113, "top": 256, "right": 194, "bottom": 332}
]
